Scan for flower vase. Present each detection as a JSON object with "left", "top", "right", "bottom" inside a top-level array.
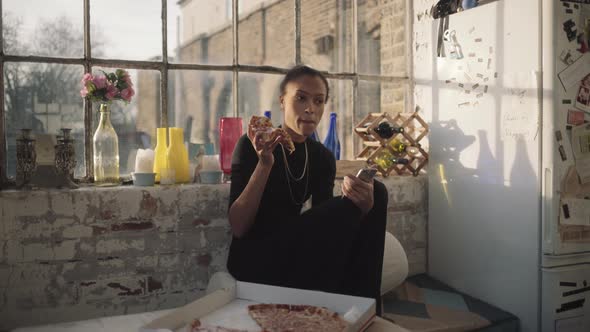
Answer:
[
  {"left": 219, "top": 117, "right": 243, "bottom": 175},
  {"left": 93, "top": 103, "right": 120, "bottom": 186},
  {"left": 153, "top": 127, "right": 168, "bottom": 182},
  {"left": 167, "top": 127, "right": 190, "bottom": 183}
]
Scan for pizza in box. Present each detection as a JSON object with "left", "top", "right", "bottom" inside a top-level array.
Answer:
[{"left": 188, "top": 303, "right": 348, "bottom": 332}]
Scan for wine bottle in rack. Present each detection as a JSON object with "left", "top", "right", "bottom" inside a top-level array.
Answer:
[
  {"left": 373, "top": 121, "right": 404, "bottom": 139},
  {"left": 374, "top": 149, "right": 409, "bottom": 170},
  {"left": 389, "top": 139, "right": 420, "bottom": 156}
]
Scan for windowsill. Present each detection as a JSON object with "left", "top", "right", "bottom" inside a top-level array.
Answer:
[{"left": 0, "top": 181, "right": 231, "bottom": 193}]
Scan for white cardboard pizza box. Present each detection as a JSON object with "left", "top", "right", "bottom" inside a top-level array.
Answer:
[{"left": 140, "top": 280, "right": 376, "bottom": 332}]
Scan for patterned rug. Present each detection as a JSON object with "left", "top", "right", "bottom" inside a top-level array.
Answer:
[{"left": 381, "top": 274, "right": 519, "bottom": 332}]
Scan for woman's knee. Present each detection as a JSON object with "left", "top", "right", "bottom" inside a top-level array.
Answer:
[{"left": 373, "top": 180, "right": 388, "bottom": 208}]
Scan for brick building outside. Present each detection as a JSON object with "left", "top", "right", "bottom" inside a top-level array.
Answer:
[{"left": 137, "top": 0, "right": 407, "bottom": 160}]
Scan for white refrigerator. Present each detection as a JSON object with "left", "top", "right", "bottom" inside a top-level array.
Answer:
[{"left": 413, "top": 0, "right": 590, "bottom": 331}]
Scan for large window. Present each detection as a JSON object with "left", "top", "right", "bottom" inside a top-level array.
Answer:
[{"left": 1, "top": 0, "right": 409, "bottom": 184}]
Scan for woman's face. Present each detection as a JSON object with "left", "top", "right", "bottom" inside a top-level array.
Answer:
[{"left": 280, "top": 75, "right": 327, "bottom": 141}]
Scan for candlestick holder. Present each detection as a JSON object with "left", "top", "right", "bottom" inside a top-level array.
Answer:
[{"left": 16, "top": 129, "right": 37, "bottom": 188}]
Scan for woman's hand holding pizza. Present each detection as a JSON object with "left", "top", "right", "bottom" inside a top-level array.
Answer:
[{"left": 248, "top": 124, "right": 283, "bottom": 168}]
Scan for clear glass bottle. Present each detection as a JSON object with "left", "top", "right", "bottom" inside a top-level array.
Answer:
[{"left": 93, "top": 103, "right": 119, "bottom": 185}]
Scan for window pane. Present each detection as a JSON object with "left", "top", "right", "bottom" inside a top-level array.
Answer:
[
  {"left": 91, "top": 0, "right": 162, "bottom": 61},
  {"left": 315, "top": 79, "right": 353, "bottom": 160},
  {"left": 301, "top": 0, "right": 352, "bottom": 72},
  {"left": 238, "top": 0, "right": 295, "bottom": 68},
  {"left": 357, "top": 80, "right": 381, "bottom": 155},
  {"left": 172, "top": 0, "right": 233, "bottom": 65},
  {"left": 3, "top": 0, "right": 83, "bottom": 57},
  {"left": 4, "top": 63, "right": 85, "bottom": 178},
  {"left": 167, "top": 70, "right": 233, "bottom": 153},
  {"left": 357, "top": 80, "right": 407, "bottom": 155},
  {"left": 94, "top": 67, "right": 159, "bottom": 176},
  {"left": 238, "top": 72, "right": 283, "bottom": 133},
  {"left": 358, "top": 0, "right": 406, "bottom": 76}
]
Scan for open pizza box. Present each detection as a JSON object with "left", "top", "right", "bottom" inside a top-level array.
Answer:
[{"left": 140, "top": 278, "right": 376, "bottom": 332}]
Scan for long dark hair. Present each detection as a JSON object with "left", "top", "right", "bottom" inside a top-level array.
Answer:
[{"left": 279, "top": 65, "right": 330, "bottom": 103}]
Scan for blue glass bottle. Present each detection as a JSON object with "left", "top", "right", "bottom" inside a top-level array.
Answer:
[
  {"left": 264, "top": 110, "right": 271, "bottom": 119},
  {"left": 323, "top": 112, "right": 340, "bottom": 160}
]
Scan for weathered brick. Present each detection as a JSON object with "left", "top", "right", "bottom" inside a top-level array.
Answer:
[
  {"left": 61, "top": 260, "right": 98, "bottom": 282},
  {"left": 204, "top": 227, "right": 232, "bottom": 248},
  {"left": 50, "top": 192, "right": 74, "bottom": 217},
  {"left": 78, "top": 276, "right": 145, "bottom": 301},
  {"left": 96, "top": 237, "right": 146, "bottom": 256},
  {"left": 23, "top": 242, "right": 54, "bottom": 262},
  {"left": 53, "top": 239, "right": 79, "bottom": 261},
  {"left": 4, "top": 239, "right": 23, "bottom": 263},
  {"left": 132, "top": 255, "right": 158, "bottom": 275},
  {"left": 62, "top": 225, "right": 94, "bottom": 239},
  {"left": 144, "top": 231, "right": 179, "bottom": 254},
  {"left": 0, "top": 264, "right": 11, "bottom": 288},
  {"left": 155, "top": 253, "right": 178, "bottom": 272}
]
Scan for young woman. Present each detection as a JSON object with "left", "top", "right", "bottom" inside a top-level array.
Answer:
[{"left": 227, "top": 65, "right": 388, "bottom": 314}]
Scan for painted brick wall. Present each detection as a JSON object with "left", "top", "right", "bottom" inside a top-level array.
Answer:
[{"left": 0, "top": 174, "right": 426, "bottom": 330}]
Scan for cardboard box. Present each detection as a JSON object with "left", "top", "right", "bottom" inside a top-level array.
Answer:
[{"left": 141, "top": 281, "right": 376, "bottom": 332}]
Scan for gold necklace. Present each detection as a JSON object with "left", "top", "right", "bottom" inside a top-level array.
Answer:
[{"left": 281, "top": 142, "right": 309, "bottom": 205}]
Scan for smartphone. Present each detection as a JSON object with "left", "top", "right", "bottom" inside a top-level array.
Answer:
[{"left": 356, "top": 167, "right": 377, "bottom": 183}]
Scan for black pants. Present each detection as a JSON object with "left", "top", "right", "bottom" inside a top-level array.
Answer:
[{"left": 227, "top": 181, "right": 388, "bottom": 315}]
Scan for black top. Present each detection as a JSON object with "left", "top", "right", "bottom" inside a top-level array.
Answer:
[{"left": 229, "top": 134, "right": 336, "bottom": 237}]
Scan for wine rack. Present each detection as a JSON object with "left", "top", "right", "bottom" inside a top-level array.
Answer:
[{"left": 354, "top": 110, "right": 429, "bottom": 177}]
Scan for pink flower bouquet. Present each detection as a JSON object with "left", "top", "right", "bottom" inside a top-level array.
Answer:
[{"left": 80, "top": 69, "right": 135, "bottom": 103}]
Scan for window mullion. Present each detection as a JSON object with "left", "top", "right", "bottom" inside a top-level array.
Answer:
[
  {"left": 83, "top": 0, "right": 93, "bottom": 182},
  {"left": 232, "top": 0, "right": 239, "bottom": 118},
  {"left": 0, "top": 0, "right": 6, "bottom": 186},
  {"left": 295, "top": 0, "right": 301, "bottom": 65},
  {"left": 161, "top": 0, "right": 169, "bottom": 128},
  {"left": 352, "top": 0, "right": 359, "bottom": 157}
]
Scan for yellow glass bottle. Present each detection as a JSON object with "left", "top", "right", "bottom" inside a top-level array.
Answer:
[
  {"left": 153, "top": 127, "right": 168, "bottom": 182},
  {"left": 167, "top": 127, "right": 190, "bottom": 183}
]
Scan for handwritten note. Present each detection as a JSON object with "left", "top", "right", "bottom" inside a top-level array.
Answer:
[{"left": 501, "top": 72, "right": 539, "bottom": 141}]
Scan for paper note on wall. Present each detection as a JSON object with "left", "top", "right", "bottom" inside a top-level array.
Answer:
[
  {"left": 500, "top": 72, "right": 539, "bottom": 141},
  {"left": 571, "top": 123, "right": 590, "bottom": 184},
  {"left": 561, "top": 197, "right": 590, "bottom": 226},
  {"left": 558, "top": 53, "right": 590, "bottom": 91}
]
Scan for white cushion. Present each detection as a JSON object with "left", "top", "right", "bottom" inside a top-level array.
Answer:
[{"left": 381, "top": 231, "right": 408, "bottom": 295}]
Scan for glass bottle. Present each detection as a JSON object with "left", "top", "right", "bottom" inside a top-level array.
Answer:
[
  {"left": 323, "top": 112, "right": 341, "bottom": 160},
  {"left": 389, "top": 138, "right": 421, "bottom": 156},
  {"left": 167, "top": 127, "right": 190, "bottom": 183},
  {"left": 93, "top": 103, "right": 119, "bottom": 185},
  {"left": 153, "top": 127, "right": 168, "bottom": 182},
  {"left": 373, "top": 121, "right": 404, "bottom": 139},
  {"left": 374, "top": 149, "right": 409, "bottom": 170}
]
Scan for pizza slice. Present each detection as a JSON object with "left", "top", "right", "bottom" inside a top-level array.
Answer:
[
  {"left": 249, "top": 115, "right": 295, "bottom": 154},
  {"left": 248, "top": 304, "right": 348, "bottom": 332}
]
